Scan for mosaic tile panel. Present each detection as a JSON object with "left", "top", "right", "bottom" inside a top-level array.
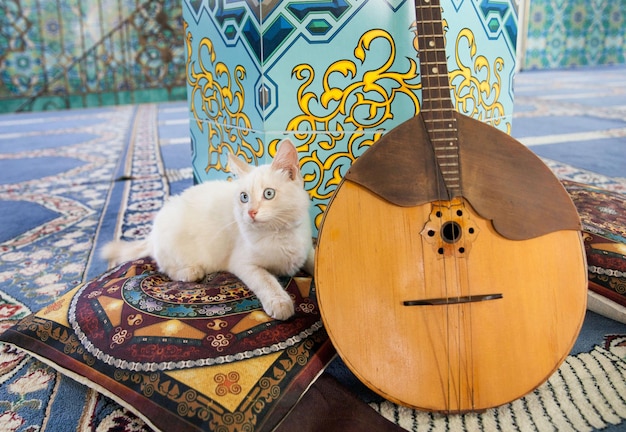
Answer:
[
  {"left": 523, "top": 0, "right": 626, "bottom": 69},
  {"left": 183, "top": 0, "right": 519, "bottom": 234},
  {"left": 0, "top": 0, "right": 186, "bottom": 113}
]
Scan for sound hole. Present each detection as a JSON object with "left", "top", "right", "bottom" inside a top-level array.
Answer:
[{"left": 441, "top": 221, "right": 461, "bottom": 244}]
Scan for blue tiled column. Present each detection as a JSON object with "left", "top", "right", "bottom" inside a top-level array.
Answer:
[{"left": 183, "top": 0, "right": 518, "bottom": 234}]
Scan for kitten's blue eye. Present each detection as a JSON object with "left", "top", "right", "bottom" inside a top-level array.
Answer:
[
  {"left": 240, "top": 192, "right": 249, "bottom": 203},
  {"left": 263, "top": 188, "right": 275, "bottom": 200}
]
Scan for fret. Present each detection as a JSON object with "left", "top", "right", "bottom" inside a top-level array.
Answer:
[
  {"left": 421, "top": 89, "right": 453, "bottom": 93},
  {"left": 423, "top": 117, "right": 457, "bottom": 123},
  {"left": 418, "top": 49, "right": 447, "bottom": 57},
  {"left": 423, "top": 109, "right": 456, "bottom": 115},
  {"left": 421, "top": 100, "right": 454, "bottom": 108},
  {"left": 431, "top": 133, "right": 458, "bottom": 137},
  {"left": 430, "top": 135, "right": 458, "bottom": 140},
  {"left": 429, "top": 130, "right": 457, "bottom": 135},
  {"left": 415, "top": 18, "right": 443, "bottom": 24},
  {"left": 421, "top": 79, "right": 449, "bottom": 84},
  {"left": 428, "top": 125, "right": 458, "bottom": 130},
  {"left": 421, "top": 68, "right": 447, "bottom": 76},
  {"left": 422, "top": 114, "right": 454, "bottom": 120},
  {"left": 420, "top": 104, "right": 452, "bottom": 110},
  {"left": 421, "top": 87, "right": 453, "bottom": 94},
  {"left": 424, "top": 121, "right": 457, "bottom": 127},
  {"left": 419, "top": 48, "right": 446, "bottom": 54},
  {"left": 419, "top": 45, "right": 446, "bottom": 52},
  {"left": 428, "top": 131, "right": 457, "bottom": 136},
  {"left": 426, "top": 128, "right": 457, "bottom": 135},
  {"left": 429, "top": 131, "right": 458, "bottom": 135},
  {"left": 421, "top": 74, "right": 447, "bottom": 79},
  {"left": 427, "top": 131, "right": 457, "bottom": 136},
  {"left": 420, "top": 93, "right": 451, "bottom": 100},
  {"left": 419, "top": 55, "right": 447, "bottom": 64},
  {"left": 426, "top": 121, "right": 457, "bottom": 126}
]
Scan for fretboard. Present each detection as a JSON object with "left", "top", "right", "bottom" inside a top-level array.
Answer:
[{"left": 415, "top": 0, "right": 461, "bottom": 197}]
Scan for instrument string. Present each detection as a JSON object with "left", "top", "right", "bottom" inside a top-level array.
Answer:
[
  {"left": 416, "top": 0, "right": 449, "bottom": 411},
  {"left": 417, "top": 0, "right": 474, "bottom": 411},
  {"left": 432, "top": 0, "right": 457, "bottom": 412}
]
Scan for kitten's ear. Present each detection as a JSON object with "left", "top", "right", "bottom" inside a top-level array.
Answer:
[
  {"left": 271, "top": 139, "right": 300, "bottom": 181},
  {"left": 228, "top": 152, "right": 253, "bottom": 177}
]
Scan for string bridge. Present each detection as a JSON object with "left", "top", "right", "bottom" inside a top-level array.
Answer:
[{"left": 403, "top": 294, "right": 503, "bottom": 306}]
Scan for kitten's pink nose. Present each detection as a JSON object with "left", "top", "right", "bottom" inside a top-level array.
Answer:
[{"left": 248, "top": 209, "right": 258, "bottom": 220}]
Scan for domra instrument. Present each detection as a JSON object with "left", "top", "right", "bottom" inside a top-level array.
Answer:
[{"left": 315, "top": 0, "right": 587, "bottom": 412}]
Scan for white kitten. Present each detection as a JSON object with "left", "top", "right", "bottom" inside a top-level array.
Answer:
[{"left": 101, "top": 139, "right": 314, "bottom": 320}]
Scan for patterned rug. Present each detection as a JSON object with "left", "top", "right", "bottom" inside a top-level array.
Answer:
[
  {"left": 2, "top": 105, "right": 196, "bottom": 430},
  {"left": 0, "top": 104, "right": 178, "bottom": 430},
  {"left": 1, "top": 102, "right": 626, "bottom": 431}
]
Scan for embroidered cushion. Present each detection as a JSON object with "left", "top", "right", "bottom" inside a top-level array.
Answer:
[
  {"left": 563, "top": 180, "right": 626, "bottom": 323},
  {"left": 0, "top": 258, "right": 334, "bottom": 431}
]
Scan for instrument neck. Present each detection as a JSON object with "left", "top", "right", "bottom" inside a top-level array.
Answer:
[{"left": 415, "top": 0, "right": 461, "bottom": 198}]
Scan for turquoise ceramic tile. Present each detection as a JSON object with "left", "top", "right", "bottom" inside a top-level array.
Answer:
[
  {"left": 523, "top": 0, "right": 626, "bottom": 69},
  {"left": 0, "top": 0, "right": 186, "bottom": 113}
]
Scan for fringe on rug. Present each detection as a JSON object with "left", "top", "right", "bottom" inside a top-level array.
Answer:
[{"left": 370, "top": 345, "right": 626, "bottom": 432}]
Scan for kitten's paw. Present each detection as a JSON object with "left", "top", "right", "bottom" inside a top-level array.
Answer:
[
  {"left": 169, "top": 266, "right": 204, "bottom": 282},
  {"left": 263, "top": 292, "right": 295, "bottom": 320}
]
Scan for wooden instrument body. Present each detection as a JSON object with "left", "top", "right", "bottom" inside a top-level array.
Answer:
[
  {"left": 316, "top": 180, "right": 586, "bottom": 411},
  {"left": 315, "top": 0, "right": 587, "bottom": 412},
  {"left": 315, "top": 112, "right": 588, "bottom": 412}
]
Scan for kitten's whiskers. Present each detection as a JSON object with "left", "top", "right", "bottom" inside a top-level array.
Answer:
[{"left": 207, "top": 219, "right": 238, "bottom": 242}]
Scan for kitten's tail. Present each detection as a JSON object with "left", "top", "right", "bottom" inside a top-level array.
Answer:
[{"left": 101, "top": 239, "right": 151, "bottom": 267}]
